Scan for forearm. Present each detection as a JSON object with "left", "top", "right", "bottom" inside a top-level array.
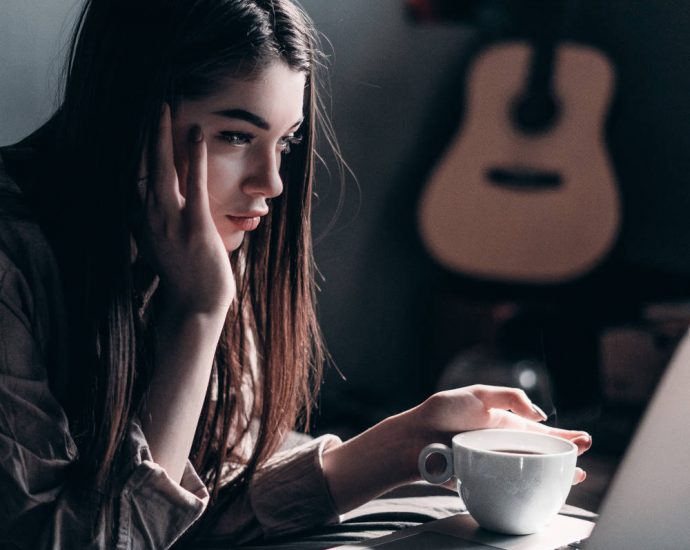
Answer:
[
  {"left": 321, "top": 408, "right": 425, "bottom": 514},
  {"left": 140, "top": 307, "right": 226, "bottom": 483}
]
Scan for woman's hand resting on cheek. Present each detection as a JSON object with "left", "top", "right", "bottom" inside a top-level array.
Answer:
[
  {"left": 322, "top": 384, "right": 592, "bottom": 514},
  {"left": 138, "top": 103, "right": 235, "bottom": 316}
]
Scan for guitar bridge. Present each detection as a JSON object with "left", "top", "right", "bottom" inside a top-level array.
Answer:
[{"left": 487, "top": 167, "right": 562, "bottom": 191}]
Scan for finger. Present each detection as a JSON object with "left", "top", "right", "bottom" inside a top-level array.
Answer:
[
  {"left": 488, "top": 408, "right": 548, "bottom": 431},
  {"left": 472, "top": 385, "right": 547, "bottom": 422},
  {"left": 151, "top": 103, "right": 182, "bottom": 210},
  {"left": 568, "top": 433, "right": 593, "bottom": 455},
  {"left": 572, "top": 467, "right": 587, "bottom": 485},
  {"left": 541, "top": 430, "right": 592, "bottom": 455},
  {"left": 184, "top": 125, "right": 211, "bottom": 226},
  {"left": 487, "top": 410, "right": 593, "bottom": 454}
]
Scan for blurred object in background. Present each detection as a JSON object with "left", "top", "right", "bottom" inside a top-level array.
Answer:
[
  {"left": 438, "top": 352, "right": 556, "bottom": 419},
  {"left": 404, "top": 0, "right": 484, "bottom": 24},
  {"left": 436, "top": 302, "right": 556, "bottom": 419},
  {"left": 599, "top": 302, "right": 690, "bottom": 405}
]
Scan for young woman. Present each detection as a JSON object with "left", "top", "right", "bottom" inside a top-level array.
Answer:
[{"left": 0, "top": 0, "right": 591, "bottom": 548}]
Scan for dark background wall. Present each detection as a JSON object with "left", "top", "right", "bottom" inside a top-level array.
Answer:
[{"left": 298, "top": 0, "right": 690, "bottom": 435}]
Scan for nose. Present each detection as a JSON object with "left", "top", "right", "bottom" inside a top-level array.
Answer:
[{"left": 242, "top": 149, "right": 284, "bottom": 199}]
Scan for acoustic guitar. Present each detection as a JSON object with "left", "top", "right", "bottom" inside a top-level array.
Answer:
[{"left": 417, "top": 3, "right": 620, "bottom": 284}]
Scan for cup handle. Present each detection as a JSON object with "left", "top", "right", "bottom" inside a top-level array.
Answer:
[{"left": 418, "top": 443, "right": 454, "bottom": 485}]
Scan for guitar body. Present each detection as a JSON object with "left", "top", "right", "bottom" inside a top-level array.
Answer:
[{"left": 418, "top": 42, "right": 619, "bottom": 284}]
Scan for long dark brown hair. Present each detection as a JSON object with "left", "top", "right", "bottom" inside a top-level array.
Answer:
[{"left": 4, "top": 0, "right": 337, "bottom": 538}]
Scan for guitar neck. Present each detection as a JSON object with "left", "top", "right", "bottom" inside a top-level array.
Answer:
[
  {"left": 512, "top": 0, "right": 572, "bottom": 133},
  {"left": 529, "top": 0, "right": 569, "bottom": 88},
  {"left": 527, "top": 34, "right": 558, "bottom": 98}
]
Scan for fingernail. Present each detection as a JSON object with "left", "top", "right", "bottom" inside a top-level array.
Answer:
[
  {"left": 189, "top": 125, "right": 203, "bottom": 143},
  {"left": 531, "top": 403, "right": 548, "bottom": 421}
]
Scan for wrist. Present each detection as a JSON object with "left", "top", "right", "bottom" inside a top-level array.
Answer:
[
  {"left": 157, "top": 291, "right": 231, "bottom": 323},
  {"left": 150, "top": 304, "right": 228, "bottom": 379},
  {"left": 392, "top": 405, "right": 433, "bottom": 484},
  {"left": 155, "top": 278, "right": 234, "bottom": 319},
  {"left": 365, "top": 409, "right": 428, "bottom": 485},
  {"left": 321, "top": 410, "right": 426, "bottom": 513}
]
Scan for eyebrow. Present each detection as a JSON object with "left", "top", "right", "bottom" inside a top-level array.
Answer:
[{"left": 213, "top": 108, "right": 303, "bottom": 131}]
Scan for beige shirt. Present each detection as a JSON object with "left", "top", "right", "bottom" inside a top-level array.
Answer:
[{"left": 0, "top": 154, "right": 341, "bottom": 549}]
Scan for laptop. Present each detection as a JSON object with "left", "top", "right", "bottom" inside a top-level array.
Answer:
[{"left": 334, "top": 328, "right": 690, "bottom": 549}]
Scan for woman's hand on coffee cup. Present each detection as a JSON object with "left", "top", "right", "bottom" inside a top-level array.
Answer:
[
  {"left": 322, "top": 383, "right": 590, "bottom": 515},
  {"left": 411, "top": 384, "right": 591, "bottom": 484}
]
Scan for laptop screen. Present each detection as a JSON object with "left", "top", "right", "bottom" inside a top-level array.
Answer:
[{"left": 585, "top": 328, "right": 690, "bottom": 548}]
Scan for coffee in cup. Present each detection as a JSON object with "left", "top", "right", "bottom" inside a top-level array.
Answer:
[{"left": 418, "top": 429, "right": 578, "bottom": 535}]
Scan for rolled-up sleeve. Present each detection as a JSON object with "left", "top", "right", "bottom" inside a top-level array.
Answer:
[
  {"left": 0, "top": 256, "right": 209, "bottom": 549},
  {"left": 205, "top": 433, "right": 343, "bottom": 545},
  {"left": 114, "top": 421, "right": 209, "bottom": 549}
]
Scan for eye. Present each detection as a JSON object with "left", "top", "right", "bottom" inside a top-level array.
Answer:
[
  {"left": 278, "top": 133, "right": 303, "bottom": 154},
  {"left": 219, "top": 132, "right": 253, "bottom": 146}
]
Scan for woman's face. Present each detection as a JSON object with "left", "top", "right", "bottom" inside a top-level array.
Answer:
[{"left": 171, "top": 61, "right": 307, "bottom": 251}]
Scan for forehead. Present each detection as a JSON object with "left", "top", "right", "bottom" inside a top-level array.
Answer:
[{"left": 182, "top": 61, "right": 307, "bottom": 124}]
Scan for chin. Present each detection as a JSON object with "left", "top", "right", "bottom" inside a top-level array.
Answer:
[{"left": 222, "top": 232, "right": 245, "bottom": 252}]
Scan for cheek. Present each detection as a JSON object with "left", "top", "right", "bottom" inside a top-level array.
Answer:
[{"left": 205, "top": 155, "right": 243, "bottom": 213}]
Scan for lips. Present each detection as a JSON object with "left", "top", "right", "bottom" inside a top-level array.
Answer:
[{"left": 225, "top": 215, "right": 262, "bottom": 231}]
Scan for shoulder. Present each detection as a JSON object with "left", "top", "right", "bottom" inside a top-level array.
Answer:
[
  {"left": 0, "top": 151, "right": 58, "bottom": 277},
  {"left": 0, "top": 153, "right": 63, "bottom": 358}
]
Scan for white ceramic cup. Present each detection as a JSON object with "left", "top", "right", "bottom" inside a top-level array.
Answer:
[{"left": 418, "top": 429, "right": 578, "bottom": 535}]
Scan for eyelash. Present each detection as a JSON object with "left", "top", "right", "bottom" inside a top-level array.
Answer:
[
  {"left": 219, "top": 132, "right": 303, "bottom": 154},
  {"left": 219, "top": 132, "right": 252, "bottom": 147},
  {"left": 279, "top": 133, "right": 303, "bottom": 154}
]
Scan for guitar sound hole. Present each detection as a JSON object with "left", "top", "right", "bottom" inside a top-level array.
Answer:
[
  {"left": 487, "top": 168, "right": 562, "bottom": 190},
  {"left": 511, "top": 94, "right": 561, "bottom": 135}
]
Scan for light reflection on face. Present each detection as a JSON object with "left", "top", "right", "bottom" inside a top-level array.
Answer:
[{"left": 172, "top": 61, "right": 306, "bottom": 251}]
